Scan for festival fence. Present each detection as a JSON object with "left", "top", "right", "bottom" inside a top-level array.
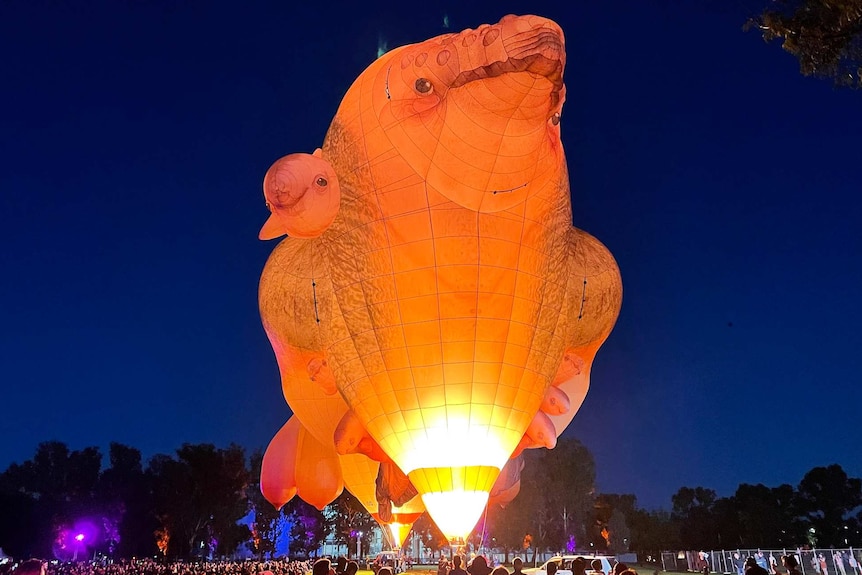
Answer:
[{"left": 661, "top": 549, "right": 862, "bottom": 575}]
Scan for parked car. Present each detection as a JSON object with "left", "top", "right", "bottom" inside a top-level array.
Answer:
[{"left": 526, "top": 556, "right": 615, "bottom": 575}]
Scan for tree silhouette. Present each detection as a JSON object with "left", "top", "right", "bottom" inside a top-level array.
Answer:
[
  {"left": 747, "top": 0, "right": 862, "bottom": 87},
  {"left": 796, "top": 464, "right": 862, "bottom": 546}
]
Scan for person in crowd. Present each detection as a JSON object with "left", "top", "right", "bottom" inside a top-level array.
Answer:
[
  {"left": 589, "top": 559, "right": 606, "bottom": 575},
  {"left": 511, "top": 558, "right": 524, "bottom": 575},
  {"left": 14, "top": 560, "right": 45, "bottom": 575},
  {"left": 546, "top": 561, "right": 558, "bottom": 575},
  {"left": 492, "top": 568, "right": 509, "bottom": 575},
  {"left": 313, "top": 559, "right": 333, "bottom": 575},
  {"left": 467, "top": 557, "right": 493, "bottom": 575},
  {"left": 733, "top": 553, "right": 744, "bottom": 575},
  {"left": 619, "top": 569, "right": 639, "bottom": 575},
  {"left": 774, "top": 555, "right": 801, "bottom": 575},
  {"left": 450, "top": 556, "right": 467, "bottom": 575},
  {"left": 612, "top": 563, "right": 628, "bottom": 575},
  {"left": 438, "top": 556, "right": 451, "bottom": 575},
  {"left": 756, "top": 553, "right": 769, "bottom": 573},
  {"left": 335, "top": 557, "right": 347, "bottom": 575},
  {"left": 835, "top": 552, "right": 847, "bottom": 575},
  {"left": 746, "top": 556, "right": 769, "bottom": 575},
  {"left": 378, "top": 568, "right": 393, "bottom": 575},
  {"left": 571, "top": 558, "right": 587, "bottom": 575},
  {"left": 344, "top": 562, "right": 358, "bottom": 575}
]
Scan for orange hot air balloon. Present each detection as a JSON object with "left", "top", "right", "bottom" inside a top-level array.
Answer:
[
  {"left": 259, "top": 232, "right": 342, "bottom": 443},
  {"left": 260, "top": 416, "right": 344, "bottom": 511},
  {"left": 547, "top": 229, "right": 623, "bottom": 437},
  {"left": 259, "top": 149, "right": 341, "bottom": 240},
  {"left": 295, "top": 422, "right": 344, "bottom": 509},
  {"left": 339, "top": 453, "right": 381, "bottom": 515},
  {"left": 261, "top": 417, "right": 300, "bottom": 510},
  {"left": 340, "top": 453, "right": 425, "bottom": 549},
  {"left": 259, "top": 236, "right": 393, "bottom": 463},
  {"left": 382, "top": 504, "right": 424, "bottom": 550},
  {"left": 258, "top": 14, "right": 622, "bottom": 542}
]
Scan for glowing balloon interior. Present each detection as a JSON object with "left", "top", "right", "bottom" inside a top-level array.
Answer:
[{"left": 257, "top": 14, "right": 622, "bottom": 541}]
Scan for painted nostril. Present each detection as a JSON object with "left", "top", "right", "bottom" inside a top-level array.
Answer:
[
  {"left": 462, "top": 33, "right": 477, "bottom": 47},
  {"left": 483, "top": 28, "right": 500, "bottom": 46},
  {"left": 415, "top": 52, "right": 427, "bottom": 66},
  {"left": 437, "top": 50, "right": 450, "bottom": 66}
]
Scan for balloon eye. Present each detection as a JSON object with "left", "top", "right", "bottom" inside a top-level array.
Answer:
[
  {"left": 265, "top": 201, "right": 272, "bottom": 211},
  {"left": 316, "top": 177, "right": 328, "bottom": 187},
  {"left": 414, "top": 78, "right": 433, "bottom": 94},
  {"left": 550, "top": 113, "right": 561, "bottom": 126}
]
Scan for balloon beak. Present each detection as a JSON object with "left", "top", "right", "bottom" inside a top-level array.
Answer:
[{"left": 259, "top": 213, "right": 287, "bottom": 240}]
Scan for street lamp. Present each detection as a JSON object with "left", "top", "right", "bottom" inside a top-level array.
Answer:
[{"left": 358, "top": 531, "right": 363, "bottom": 560}]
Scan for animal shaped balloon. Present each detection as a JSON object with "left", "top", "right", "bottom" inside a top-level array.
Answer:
[
  {"left": 340, "top": 453, "right": 425, "bottom": 549},
  {"left": 259, "top": 150, "right": 341, "bottom": 240},
  {"left": 257, "top": 14, "right": 622, "bottom": 541},
  {"left": 260, "top": 416, "right": 343, "bottom": 511}
]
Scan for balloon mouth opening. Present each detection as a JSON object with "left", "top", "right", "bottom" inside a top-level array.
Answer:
[
  {"left": 449, "top": 26, "right": 565, "bottom": 110},
  {"left": 408, "top": 465, "right": 499, "bottom": 540}
]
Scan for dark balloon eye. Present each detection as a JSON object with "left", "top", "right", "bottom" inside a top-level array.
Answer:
[
  {"left": 415, "top": 78, "right": 432, "bottom": 94},
  {"left": 316, "top": 177, "right": 328, "bottom": 187}
]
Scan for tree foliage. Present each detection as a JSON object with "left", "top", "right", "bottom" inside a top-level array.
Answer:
[
  {"left": 285, "top": 498, "right": 329, "bottom": 558},
  {"left": 796, "top": 464, "right": 862, "bottom": 546},
  {"left": 734, "top": 483, "right": 803, "bottom": 548},
  {"left": 148, "top": 443, "right": 251, "bottom": 559},
  {"left": 325, "top": 490, "right": 377, "bottom": 555},
  {"left": 3, "top": 439, "right": 862, "bottom": 559},
  {"left": 747, "top": 0, "right": 862, "bottom": 87},
  {"left": 486, "top": 438, "right": 596, "bottom": 558}
]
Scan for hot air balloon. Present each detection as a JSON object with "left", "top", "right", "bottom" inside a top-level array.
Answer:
[
  {"left": 260, "top": 416, "right": 344, "bottom": 511},
  {"left": 340, "top": 453, "right": 425, "bottom": 549},
  {"left": 257, "top": 14, "right": 622, "bottom": 543}
]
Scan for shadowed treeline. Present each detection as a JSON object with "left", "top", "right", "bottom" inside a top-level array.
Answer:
[{"left": 1, "top": 440, "right": 860, "bottom": 561}]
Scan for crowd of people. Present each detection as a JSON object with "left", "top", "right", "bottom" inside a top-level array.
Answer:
[
  {"left": 2, "top": 553, "right": 648, "bottom": 575},
  {"left": 2, "top": 559, "right": 313, "bottom": 575}
]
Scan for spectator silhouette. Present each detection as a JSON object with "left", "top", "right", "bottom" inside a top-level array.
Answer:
[
  {"left": 468, "top": 557, "right": 493, "bottom": 575},
  {"left": 589, "top": 560, "right": 606, "bottom": 575},
  {"left": 15, "top": 561, "right": 45, "bottom": 575},
  {"left": 746, "top": 557, "right": 769, "bottom": 575},
  {"left": 451, "top": 556, "right": 467, "bottom": 575},
  {"left": 775, "top": 556, "right": 801, "bottom": 575}
]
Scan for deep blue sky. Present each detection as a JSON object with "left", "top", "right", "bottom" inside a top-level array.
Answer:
[{"left": 1, "top": 1, "right": 860, "bottom": 510}]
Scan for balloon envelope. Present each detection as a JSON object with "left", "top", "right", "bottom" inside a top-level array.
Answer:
[
  {"left": 260, "top": 418, "right": 300, "bottom": 510},
  {"left": 258, "top": 14, "right": 621, "bottom": 542}
]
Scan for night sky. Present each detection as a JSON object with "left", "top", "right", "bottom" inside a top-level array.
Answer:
[{"left": 2, "top": 1, "right": 860, "bottom": 510}]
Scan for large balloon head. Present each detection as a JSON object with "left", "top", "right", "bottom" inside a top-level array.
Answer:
[
  {"left": 259, "top": 149, "right": 340, "bottom": 240},
  {"left": 371, "top": 14, "right": 565, "bottom": 213}
]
